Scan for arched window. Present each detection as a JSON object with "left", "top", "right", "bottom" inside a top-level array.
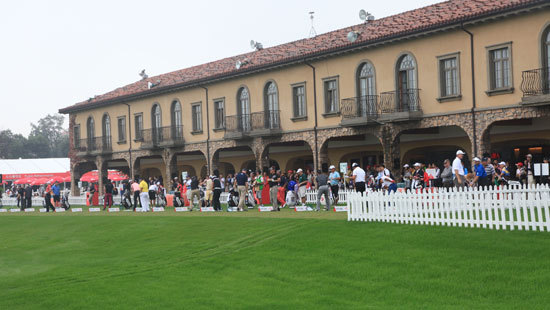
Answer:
[
  {"left": 86, "top": 117, "right": 95, "bottom": 140},
  {"left": 237, "top": 87, "right": 251, "bottom": 131},
  {"left": 102, "top": 114, "right": 111, "bottom": 147},
  {"left": 151, "top": 104, "right": 162, "bottom": 142},
  {"left": 264, "top": 82, "right": 279, "bottom": 129},
  {"left": 171, "top": 100, "right": 183, "bottom": 139},
  {"left": 396, "top": 54, "right": 418, "bottom": 110},
  {"left": 357, "top": 62, "right": 376, "bottom": 116}
]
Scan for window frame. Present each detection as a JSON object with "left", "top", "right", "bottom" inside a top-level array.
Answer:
[
  {"left": 322, "top": 76, "right": 340, "bottom": 117},
  {"left": 436, "top": 52, "right": 462, "bottom": 102},
  {"left": 291, "top": 82, "right": 307, "bottom": 121},
  {"left": 486, "top": 42, "right": 514, "bottom": 96},
  {"left": 191, "top": 102, "right": 203, "bottom": 134},
  {"left": 73, "top": 124, "right": 81, "bottom": 148},
  {"left": 213, "top": 98, "right": 225, "bottom": 130},
  {"left": 117, "top": 116, "right": 127, "bottom": 144},
  {"left": 134, "top": 112, "right": 144, "bottom": 141}
]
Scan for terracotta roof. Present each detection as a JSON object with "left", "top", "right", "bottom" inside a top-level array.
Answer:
[{"left": 60, "top": 0, "right": 547, "bottom": 113}]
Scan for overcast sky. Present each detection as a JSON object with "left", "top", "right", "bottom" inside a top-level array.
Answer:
[{"left": 0, "top": 0, "right": 440, "bottom": 135}]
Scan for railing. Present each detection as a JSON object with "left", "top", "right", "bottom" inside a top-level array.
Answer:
[
  {"left": 340, "top": 95, "right": 379, "bottom": 120},
  {"left": 521, "top": 67, "right": 550, "bottom": 96},
  {"left": 76, "top": 136, "right": 112, "bottom": 153},
  {"left": 141, "top": 126, "right": 184, "bottom": 147},
  {"left": 251, "top": 110, "right": 281, "bottom": 130},
  {"left": 379, "top": 89, "right": 421, "bottom": 114},
  {"left": 305, "top": 189, "right": 349, "bottom": 205},
  {"left": 347, "top": 184, "right": 550, "bottom": 232},
  {"left": 225, "top": 114, "right": 251, "bottom": 133}
]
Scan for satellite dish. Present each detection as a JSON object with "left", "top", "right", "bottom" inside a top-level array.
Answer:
[
  {"left": 236, "top": 60, "right": 242, "bottom": 70},
  {"left": 347, "top": 31, "right": 359, "bottom": 43},
  {"left": 250, "top": 40, "right": 256, "bottom": 50},
  {"left": 359, "top": 9, "right": 368, "bottom": 21}
]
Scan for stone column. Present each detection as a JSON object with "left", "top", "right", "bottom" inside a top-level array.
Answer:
[
  {"left": 164, "top": 152, "right": 177, "bottom": 188},
  {"left": 70, "top": 164, "right": 81, "bottom": 196},
  {"left": 97, "top": 158, "right": 107, "bottom": 196},
  {"left": 382, "top": 128, "right": 401, "bottom": 179},
  {"left": 318, "top": 142, "right": 329, "bottom": 173}
]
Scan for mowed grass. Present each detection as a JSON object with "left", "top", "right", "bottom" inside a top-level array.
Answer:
[{"left": 1, "top": 209, "right": 550, "bottom": 309}]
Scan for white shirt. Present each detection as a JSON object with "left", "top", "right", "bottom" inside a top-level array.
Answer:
[
  {"left": 452, "top": 157, "right": 465, "bottom": 176},
  {"left": 352, "top": 167, "right": 366, "bottom": 183},
  {"left": 149, "top": 184, "right": 158, "bottom": 192},
  {"left": 376, "top": 168, "right": 390, "bottom": 181},
  {"left": 381, "top": 175, "right": 395, "bottom": 188}
]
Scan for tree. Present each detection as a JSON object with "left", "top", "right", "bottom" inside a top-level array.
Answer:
[{"left": 0, "top": 114, "right": 69, "bottom": 159}]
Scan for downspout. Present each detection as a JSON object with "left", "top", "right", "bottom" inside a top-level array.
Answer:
[
  {"left": 122, "top": 102, "right": 133, "bottom": 179},
  {"left": 304, "top": 61, "right": 320, "bottom": 171},
  {"left": 200, "top": 86, "right": 211, "bottom": 174},
  {"left": 461, "top": 23, "right": 478, "bottom": 157}
]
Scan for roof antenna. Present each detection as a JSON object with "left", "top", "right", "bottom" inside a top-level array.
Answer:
[
  {"left": 308, "top": 11, "right": 317, "bottom": 38},
  {"left": 139, "top": 69, "right": 148, "bottom": 80}
]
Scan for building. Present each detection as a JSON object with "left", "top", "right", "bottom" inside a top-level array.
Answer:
[{"left": 60, "top": 0, "right": 550, "bottom": 195}]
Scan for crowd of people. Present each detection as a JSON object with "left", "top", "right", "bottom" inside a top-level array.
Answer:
[{"left": 3, "top": 181, "right": 69, "bottom": 212}]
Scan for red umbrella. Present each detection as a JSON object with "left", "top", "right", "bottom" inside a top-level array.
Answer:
[
  {"left": 62, "top": 176, "right": 71, "bottom": 183},
  {"left": 14, "top": 177, "right": 34, "bottom": 185},
  {"left": 81, "top": 170, "right": 127, "bottom": 182},
  {"left": 48, "top": 176, "right": 65, "bottom": 183},
  {"left": 110, "top": 174, "right": 128, "bottom": 181},
  {"left": 31, "top": 178, "right": 50, "bottom": 186}
]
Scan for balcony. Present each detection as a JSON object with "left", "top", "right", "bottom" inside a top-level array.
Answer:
[
  {"left": 378, "top": 89, "right": 422, "bottom": 122},
  {"left": 340, "top": 95, "right": 379, "bottom": 127},
  {"left": 249, "top": 110, "right": 282, "bottom": 137},
  {"left": 224, "top": 114, "right": 252, "bottom": 139},
  {"left": 140, "top": 126, "right": 185, "bottom": 149},
  {"left": 76, "top": 136, "right": 112, "bottom": 156},
  {"left": 521, "top": 67, "right": 550, "bottom": 106}
]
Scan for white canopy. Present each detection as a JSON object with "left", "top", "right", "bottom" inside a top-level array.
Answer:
[{"left": 0, "top": 158, "right": 69, "bottom": 175}]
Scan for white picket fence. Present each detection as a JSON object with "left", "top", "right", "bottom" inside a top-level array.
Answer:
[
  {"left": 347, "top": 184, "right": 550, "bottom": 232},
  {"left": 305, "top": 189, "right": 349, "bottom": 204}
]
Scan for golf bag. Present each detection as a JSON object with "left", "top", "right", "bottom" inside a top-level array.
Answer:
[
  {"left": 173, "top": 191, "right": 184, "bottom": 208},
  {"left": 157, "top": 189, "right": 167, "bottom": 207},
  {"left": 227, "top": 189, "right": 239, "bottom": 208},
  {"left": 285, "top": 190, "right": 297, "bottom": 207},
  {"left": 61, "top": 191, "right": 71, "bottom": 210},
  {"left": 121, "top": 191, "right": 133, "bottom": 209},
  {"left": 245, "top": 189, "right": 255, "bottom": 209}
]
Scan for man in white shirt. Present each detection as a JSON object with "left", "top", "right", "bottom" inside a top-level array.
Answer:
[
  {"left": 351, "top": 163, "right": 366, "bottom": 194},
  {"left": 453, "top": 150, "right": 466, "bottom": 188}
]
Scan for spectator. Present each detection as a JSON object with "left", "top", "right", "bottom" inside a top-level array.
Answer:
[
  {"left": 402, "top": 164, "right": 412, "bottom": 189},
  {"left": 315, "top": 168, "right": 330, "bottom": 211},
  {"left": 441, "top": 159, "right": 453, "bottom": 188},
  {"left": 453, "top": 150, "right": 467, "bottom": 188},
  {"left": 268, "top": 167, "right": 280, "bottom": 211},
  {"left": 524, "top": 154, "right": 535, "bottom": 185},
  {"left": 472, "top": 157, "right": 488, "bottom": 187},
  {"left": 253, "top": 170, "right": 264, "bottom": 208},
  {"left": 297, "top": 168, "right": 308, "bottom": 206},
  {"left": 328, "top": 165, "right": 341, "bottom": 205},
  {"left": 516, "top": 162, "right": 527, "bottom": 184},
  {"left": 235, "top": 169, "right": 248, "bottom": 212},
  {"left": 351, "top": 163, "right": 366, "bottom": 194},
  {"left": 24, "top": 184, "right": 32, "bottom": 209},
  {"left": 189, "top": 176, "right": 200, "bottom": 210},
  {"left": 204, "top": 175, "right": 213, "bottom": 208},
  {"left": 130, "top": 180, "right": 141, "bottom": 210},
  {"left": 412, "top": 163, "right": 424, "bottom": 189},
  {"left": 483, "top": 157, "right": 496, "bottom": 186},
  {"left": 212, "top": 170, "right": 222, "bottom": 211},
  {"left": 51, "top": 182, "right": 61, "bottom": 208},
  {"left": 103, "top": 179, "right": 114, "bottom": 210}
]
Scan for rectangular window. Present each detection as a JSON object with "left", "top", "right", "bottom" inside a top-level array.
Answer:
[
  {"left": 486, "top": 42, "right": 513, "bottom": 95},
  {"left": 214, "top": 99, "right": 225, "bottom": 129},
  {"left": 117, "top": 116, "right": 126, "bottom": 142},
  {"left": 437, "top": 53, "right": 461, "bottom": 101},
  {"left": 292, "top": 84, "right": 306, "bottom": 118},
  {"left": 73, "top": 125, "right": 81, "bottom": 148},
  {"left": 134, "top": 113, "right": 143, "bottom": 140},
  {"left": 323, "top": 78, "right": 339, "bottom": 114},
  {"left": 490, "top": 47, "right": 510, "bottom": 89},
  {"left": 192, "top": 103, "right": 202, "bottom": 132}
]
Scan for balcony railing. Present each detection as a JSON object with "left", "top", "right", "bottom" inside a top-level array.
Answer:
[
  {"left": 521, "top": 67, "right": 550, "bottom": 97},
  {"left": 340, "top": 95, "right": 379, "bottom": 120},
  {"left": 379, "top": 89, "right": 421, "bottom": 114},
  {"left": 225, "top": 114, "right": 251, "bottom": 134},
  {"left": 141, "top": 126, "right": 184, "bottom": 148},
  {"left": 76, "top": 136, "right": 112, "bottom": 154},
  {"left": 251, "top": 110, "right": 281, "bottom": 130}
]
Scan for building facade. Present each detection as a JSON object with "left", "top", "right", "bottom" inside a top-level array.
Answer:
[{"left": 60, "top": 0, "right": 550, "bottom": 195}]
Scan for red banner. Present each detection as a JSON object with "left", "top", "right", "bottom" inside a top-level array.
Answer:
[{"left": 3, "top": 172, "right": 70, "bottom": 181}]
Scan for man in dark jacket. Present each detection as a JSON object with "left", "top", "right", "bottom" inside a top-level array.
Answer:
[
  {"left": 212, "top": 170, "right": 222, "bottom": 211},
  {"left": 24, "top": 184, "right": 33, "bottom": 208}
]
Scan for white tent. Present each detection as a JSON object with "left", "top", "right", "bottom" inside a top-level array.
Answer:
[{"left": 0, "top": 158, "right": 70, "bottom": 180}]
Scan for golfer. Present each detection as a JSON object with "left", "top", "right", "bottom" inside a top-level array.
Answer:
[
  {"left": 315, "top": 168, "right": 331, "bottom": 211},
  {"left": 139, "top": 177, "right": 150, "bottom": 212}
]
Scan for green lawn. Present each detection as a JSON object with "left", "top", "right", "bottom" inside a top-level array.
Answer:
[{"left": 1, "top": 208, "right": 550, "bottom": 309}]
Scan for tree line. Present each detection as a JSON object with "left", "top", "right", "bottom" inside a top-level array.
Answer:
[{"left": 0, "top": 114, "right": 69, "bottom": 159}]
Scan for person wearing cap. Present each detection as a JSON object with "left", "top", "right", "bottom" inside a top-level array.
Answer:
[
  {"left": 253, "top": 170, "right": 264, "bottom": 208},
  {"left": 204, "top": 175, "right": 214, "bottom": 208},
  {"left": 411, "top": 163, "right": 424, "bottom": 189},
  {"left": 297, "top": 168, "right": 308, "bottom": 206},
  {"left": 524, "top": 154, "right": 536, "bottom": 185},
  {"left": 472, "top": 157, "right": 488, "bottom": 187},
  {"left": 351, "top": 162, "right": 366, "bottom": 193},
  {"left": 453, "top": 150, "right": 466, "bottom": 187},
  {"left": 148, "top": 181, "right": 158, "bottom": 208},
  {"left": 440, "top": 159, "right": 453, "bottom": 188},
  {"left": 315, "top": 167, "right": 331, "bottom": 211},
  {"left": 402, "top": 164, "right": 412, "bottom": 189},
  {"left": 515, "top": 162, "right": 527, "bottom": 185},
  {"left": 328, "top": 165, "right": 341, "bottom": 204},
  {"left": 234, "top": 169, "right": 248, "bottom": 211},
  {"left": 497, "top": 162, "right": 510, "bottom": 185},
  {"left": 211, "top": 170, "right": 222, "bottom": 211}
]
